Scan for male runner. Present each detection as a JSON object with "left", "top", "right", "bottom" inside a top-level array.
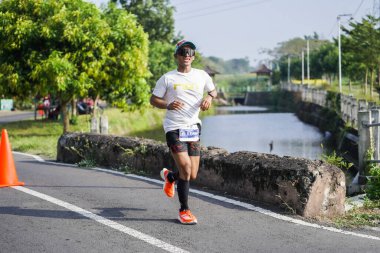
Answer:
[{"left": 150, "top": 39, "right": 217, "bottom": 224}]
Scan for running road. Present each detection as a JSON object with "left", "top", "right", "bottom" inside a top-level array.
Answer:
[
  {"left": 1, "top": 153, "right": 380, "bottom": 253},
  {"left": 0, "top": 111, "right": 34, "bottom": 124}
]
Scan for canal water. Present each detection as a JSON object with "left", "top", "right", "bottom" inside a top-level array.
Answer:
[{"left": 200, "top": 106, "right": 324, "bottom": 160}]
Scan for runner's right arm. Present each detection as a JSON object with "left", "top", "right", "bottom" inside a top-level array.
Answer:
[{"left": 150, "top": 95, "right": 183, "bottom": 110}]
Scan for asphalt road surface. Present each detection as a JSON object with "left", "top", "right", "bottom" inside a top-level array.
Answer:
[
  {"left": 1, "top": 153, "right": 380, "bottom": 253},
  {"left": 0, "top": 111, "right": 34, "bottom": 124}
]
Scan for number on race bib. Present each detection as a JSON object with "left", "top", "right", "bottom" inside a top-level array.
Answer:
[{"left": 179, "top": 126, "right": 199, "bottom": 142}]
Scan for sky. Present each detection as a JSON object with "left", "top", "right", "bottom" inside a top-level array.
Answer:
[{"left": 89, "top": 0, "right": 378, "bottom": 66}]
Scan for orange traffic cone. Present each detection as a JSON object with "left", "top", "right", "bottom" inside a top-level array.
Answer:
[{"left": 0, "top": 129, "right": 24, "bottom": 187}]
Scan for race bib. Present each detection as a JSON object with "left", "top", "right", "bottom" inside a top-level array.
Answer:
[{"left": 179, "top": 125, "right": 199, "bottom": 142}]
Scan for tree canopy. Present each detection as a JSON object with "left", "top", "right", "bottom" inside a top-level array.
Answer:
[
  {"left": 341, "top": 16, "right": 380, "bottom": 95},
  {"left": 0, "top": 0, "right": 150, "bottom": 132},
  {"left": 111, "top": 0, "right": 175, "bottom": 43},
  {"left": 110, "top": 0, "right": 200, "bottom": 86},
  {"left": 203, "top": 56, "right": 251, "bottom": 74}
]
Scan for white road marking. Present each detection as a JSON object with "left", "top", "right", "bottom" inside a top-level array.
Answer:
[
  {"left": 14, "top": 152, "right": 380, "bottom": 241},
  {"left": 11, "top": 186, "right": 189, "bottom": 253}
]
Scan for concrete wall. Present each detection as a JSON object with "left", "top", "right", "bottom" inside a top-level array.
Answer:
[{"left": 57, "top": 133, "right": 346, "bottom": 219}]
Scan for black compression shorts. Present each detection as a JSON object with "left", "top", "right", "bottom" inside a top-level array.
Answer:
[{"left": 165, "top": 124, "right": 201, "bottom": 156}]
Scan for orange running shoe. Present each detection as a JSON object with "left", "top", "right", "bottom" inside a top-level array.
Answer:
[
  {"left": 178, "top": 210, "right": 197, "bottom": 225},
  {"left": 160, "top": 168, "right": 175, "bottom": 198}
]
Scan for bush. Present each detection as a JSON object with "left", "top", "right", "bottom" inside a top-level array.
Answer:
[
  {"left": 70, "top": 115, "right": 78, "bottom": 125},
  {"left": 364, "top": 147, "right": 380, "bottom": 200},
  {"left": 321, "top": 149, "right": 353, "bottom": 170},
  {"left": 13, "top": 98, "right": 34, "bottom": 110},
  {"left": 366, "top": 166, "right": 380, "bottom": 200}
]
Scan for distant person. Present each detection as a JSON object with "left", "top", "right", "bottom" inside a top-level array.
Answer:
[
  {"left": 48, "top": 104, "right": 61, "bottom": 120},
  {"left": 42, "top": 96, "right": 50, "bottom": 118},
  {"left": 150, "top": 39, "right": 217, "bottom": 225},
  {"left": 86, "top": 98, "right": 94, "bottom": 113},
  {"left": 76, "top": 99, "right": 87, "bottom": 114},
  {"left": 269, "top": 141, "right": 273, "bottom": 153}
]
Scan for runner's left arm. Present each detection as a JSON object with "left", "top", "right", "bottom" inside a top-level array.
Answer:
[{"left": 200, "top": 89, "right": 217, "bottom": 111}]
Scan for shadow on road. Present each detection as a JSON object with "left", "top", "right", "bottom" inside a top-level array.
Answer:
[
  {"left": 28, "top": 185, "right": 158, "bottom": 190},
  {"left": 0, "top": 206, "right": 177, "bottom": 223}
]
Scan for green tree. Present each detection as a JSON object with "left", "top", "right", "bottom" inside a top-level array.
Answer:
[
  {"left": 273, "top": 35, "right": 330, "bottom": 81},
  {"left": 100, "top": 4, "right": 150, "bottom": 108},
  {"left": 111, "top": 0, "right": 175, "bottom": 43},
  {"left": 111, "top": 0, "right": 179, "bottom": 86},
  {"left": 271, "top": 36, "right": 327, "bottom": 59},
  {"left": 277, "top": 55, "right": 290, "bottom": 80},
  {"left": 314, "top": 42, "right": 338, "bottom": 84},
  {"left": 225, "top": 58, "right": 250, "bottom": 73},
  {"left": 203, "top": 56, "right": 250, "bottom": 74},
  {"left": 275, "top": 37, "right": 306, "bottom": 58},
  {"left": 277, "top": 54, "right": 302, "bottom": 81},
  {"left": 203, "top": 56, "right": 226, "bottom": 73},
  {"left": 0, "top": 0, "right": 150, "bottom": 133},
  {"left": 342, "top": 16, "right": 380, "bottom": 97}
]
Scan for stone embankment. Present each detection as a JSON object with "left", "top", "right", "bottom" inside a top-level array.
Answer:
[{"left": 57, "top": 132, "right": 346, "bottom": 218}]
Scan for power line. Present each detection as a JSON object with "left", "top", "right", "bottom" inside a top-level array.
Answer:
[
  {"left": 327, "top": 21, "right": 338, "bottom": 38},
  {"left": 352, "top": 0, "right": 365, "bottom": 18},
  {"left": 174, "top": 0, "right": 203, "bottom": 6},
  {"left": 177, "top": 0, "right": 272, "bottom": 21},
  {"left": 176, "top": 0, "right": 255, "bottom": 15},
  {"left": 373, "top": 0, "right": 380, "bottom": 18},
  {"left": 177, "top": 0, "right": 271, "bottom": 19},
  {"left": 328, "top": 0, "right": 367, "bottom": 38}
]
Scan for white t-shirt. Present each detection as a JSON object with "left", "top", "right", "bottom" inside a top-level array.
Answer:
[{"left": 153, "top": 68, "right": 215, "bottom": 133}]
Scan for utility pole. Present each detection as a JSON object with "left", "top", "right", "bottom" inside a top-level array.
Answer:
[
  {"left": 307, "top": 40, "right": 310, "bottom": 85},
  {"left": 287, "top": 55, "right": 291, "bottom": 83},
  {"left": 301, "top": 50, "right": 304, "bottom": 85},
  {"left": 337, "top": 14, "right": 352, "bottom": 94}
]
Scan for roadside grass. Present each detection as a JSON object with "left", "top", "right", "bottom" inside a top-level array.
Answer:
[
  {"left": 5, "top": 120, "right": 65, "bottom": 159},
  {"left": 320, "top": 140, "right": 380, "bottom": 228},
  {"left": 334, "top": 200, "right": 380, "bottom": 228},
  {"left": 103, "top": 107, "right": 165, "bottom": 139},
  {"left": 1, "top": 107, "right": 165, "bottom": 159}
]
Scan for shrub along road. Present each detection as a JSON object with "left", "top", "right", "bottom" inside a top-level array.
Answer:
[{"left": 1, "top": 153, "right": 380, "bottom": 253}]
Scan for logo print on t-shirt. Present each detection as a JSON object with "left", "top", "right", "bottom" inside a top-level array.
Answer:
[{"left": 173, "top": 83, "right": 199, "bottom": 91}]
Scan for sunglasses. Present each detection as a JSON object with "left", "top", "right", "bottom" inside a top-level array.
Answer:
[{"left": 177, "top": 48, "right": 195, "bottom": 57}]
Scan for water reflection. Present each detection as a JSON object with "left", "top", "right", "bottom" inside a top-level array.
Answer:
[{"left": 201, "top": 106, "right": 324, "bottom": 160}]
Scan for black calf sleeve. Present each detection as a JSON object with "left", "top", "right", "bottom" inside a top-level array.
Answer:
[
  {"left": 167, "top": 171, "right": 179, "bottom": 183},
  {"left": 177, "top": 179, "right": 189, "bottom": 211}
]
